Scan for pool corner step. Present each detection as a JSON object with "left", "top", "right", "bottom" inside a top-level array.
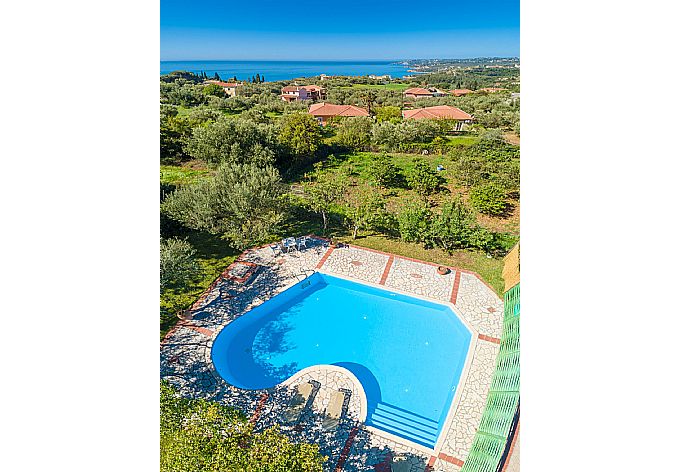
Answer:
[{"left": 368, "top": 403, "right": 441, "bottom": 449}]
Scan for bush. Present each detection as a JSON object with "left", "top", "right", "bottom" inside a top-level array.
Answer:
[
  {"left": 161, "top": 381, "right": 325, "bottom": 471},
  {"left": 469, "top": 183, "right": 508, "bottom": 216},
  {"left": 397, "top": 200, "right": 431, "bottom": 243},
  {"left": 367, "top": 153, "right": 401, "bottom": 187},
  {"left": 160, "top": 238, "right": 199, "bottom": 293},
  {"left": 334, "top": 116, "right": 373, "bottom": 151},
  {"left": 406, "top": 158, "right": 442, "bottom": 196},
  {"left": 202, "top": 83, "right": 226, "bottom": 98}
]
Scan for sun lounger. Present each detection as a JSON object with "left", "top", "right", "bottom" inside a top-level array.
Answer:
[
  {"left": 391, "top": 458, "right": 413, "bottom": 472},
  {"left": 282, "top": 381, "right": 318, "bottom": 423},
  {"left": 322, "top": 390, "right": 347, "bottom": 431}
]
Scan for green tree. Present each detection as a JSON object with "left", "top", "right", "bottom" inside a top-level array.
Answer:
[
  {"left": 160, "top": 238, "right": 199, "bottom": 293},
  {"left": 367, "top": 153, "right": 400, "bottom": 187},
  {"left": 469, "top": 183, "right": 508, "bottom": 216},
  {"left": 160, "top": 381, "right": 325, "bottom": 472},
  {"left": 406, "top": 158, "right": 442, "bottom": 197},
  {"left": 343, "top": 184, "right": 387, "bottom": 239},
  {"left": 302, "top": 163, "right": 347, "bottom": 231},
  {"left": 397, "top": 199, "right": 432, "bottom": 243},
  {"left": 335, "top": 116, "right": 373, "bottom": 151},
  {"left": 428, "top": 199, "right": 477, "bottom": 251},
  {"left": 278, "top": 113, "right": 324, "bottom": 158},
  {"left": 374, "top": 106, "right": 402, "bottom": 123},
  {"left": 431, "top": 136, "right": 450, "bottom": 154},
  {"left": 202, "top": 83, "right": 225, "bottom": 98},
  {"left": 359, "top": 89, "right": 376, "bottom": 115},
  {"left": 161, "top": 163, "right": 286, "bottom": 250},
  {"left": 185, "top": 117, "right": 278, "bottom": 167}
]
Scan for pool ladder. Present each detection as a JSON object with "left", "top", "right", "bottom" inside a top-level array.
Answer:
[{"left": 293, "top": 268, "right": 315, "bottom": 288}]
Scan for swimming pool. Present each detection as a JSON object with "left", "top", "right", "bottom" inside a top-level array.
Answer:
[{"left": 211, "top": 272, "right": 473, "bottom": 448}]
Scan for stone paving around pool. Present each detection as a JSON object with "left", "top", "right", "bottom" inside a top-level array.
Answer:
[{"left": 160, "top": 236, "right": 504, "bottom": 471}]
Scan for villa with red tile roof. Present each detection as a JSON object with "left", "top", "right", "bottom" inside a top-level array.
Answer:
[
  {"left": 403, "top": 105, "right": 474, "bottom": 131},
  {"left": 281, "top": 85, "right": 325, "bottom": 102},
  {"left": 450, "top": 89, "right": 474, "bottom": 97},
  {"left": 308, "top": 103, "right": 368, "bottom": 125},
  {"left": 403, "top": 87, "right": 446, "bottom": 99},
  {"left": 204, "top": 80, "right": 241, "bottom": 97}
]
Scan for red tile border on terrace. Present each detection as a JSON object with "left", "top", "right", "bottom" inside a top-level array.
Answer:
[
  {"left": 450, "top": 269, "right": 462, "bottom": 305},
  {"left": 221, "top": 260, "right": 258, "bottom": 283},
  {"left": 249, "top": 392, "right": 270, "bottom": 427},
  {"left": 179, "top": 321, "right": 214, "bottom": 337},
  {"left": 379, "top": 255, "right": 395, "bottom": 285},
  {"left": 479, "top": 334, "right": 501, "bottom": 344},
  {"left": 315, "top": 246, "right": 334, "bottom": 269},
  {"left": 334, "top": 423, "right": 360, "bottom": 472},
  {"left": 438, "top": 453, "right": 464, "bottom": 468},
  {"left": 424, "top": 455, "right": 438, "bottom": 471},
  {"left": 345, "top": 243, "right": 500, "bottom": 296}
]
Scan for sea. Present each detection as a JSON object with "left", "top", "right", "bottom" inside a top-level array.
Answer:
[{"left": 160, "top": 60, "right": 411, "bottom": 82}]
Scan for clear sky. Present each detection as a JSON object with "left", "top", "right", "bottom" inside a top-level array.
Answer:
[{"left": 161, "top": 0, "right": 520, "bottom": 61}]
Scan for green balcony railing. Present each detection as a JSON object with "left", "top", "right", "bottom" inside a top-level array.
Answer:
[{"left": 461, "top": 283, "right": 520, "bottom": 472}]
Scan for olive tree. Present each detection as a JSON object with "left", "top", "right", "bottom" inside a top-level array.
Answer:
[
  {"left": 161, "top": 381, "right": 325, "bottom": 472},
  {"left": 302, "top": 163, "right": 348, "bottom": 231},
  {"left": 160, "top": 238, "right": 199, "bottom": 293},
  {"left": 161, "top": 162, "right": 286, "bottom": 249},
  {"left": 278, "top": 112, "right": 323, "bottom": 158},
  {"left": 184, "top": 117, "right": 278, "bottom": 167}
]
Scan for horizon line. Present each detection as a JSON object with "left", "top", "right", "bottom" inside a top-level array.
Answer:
[{"left": 160, "top": 56, "right": 520, "bottom": 62}]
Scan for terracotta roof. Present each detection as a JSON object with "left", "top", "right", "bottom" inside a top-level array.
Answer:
[
  {"left": 282, "top": 84, "right": 323, "bottom": 93},
  {"left": 450, "top": 89, "right": 473, "bottom": 96},
  {"left": 404, "top": 87, "right": 433, "bottom": 96},
  {"left": 308, "top": 103, "right": 368, "bottom": 117},
  {"left": 403, "top": 105, "right": 473, "bottom": 121},
  {"left": 207, "top": 80, "right": 240, "bottom": 88}
]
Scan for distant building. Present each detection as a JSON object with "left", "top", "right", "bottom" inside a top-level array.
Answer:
[
  {"left": 450, "top": 89, "right": 473, "bottom": 97},
  {"left": 308, "top": 103, "right": 368, "bottom": 125},
  {"left": 368, "top": 74, "right": 392, "bottom": 80},
  {"left": 403, "top": 87, "right": 446, "bottom": 99},
  {"left": 403, "top": 105, "right": 473, "bottom": 131},
  {"left": 281, "top": 85, "right": 326, "bottom": 102},
  {"left": 204, "top": 80, "right": 241, "bottom": 97},
  {"left": 479, "top": 87, "right": 507, "bottom": 93}
]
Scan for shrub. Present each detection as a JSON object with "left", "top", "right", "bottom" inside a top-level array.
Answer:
[
  {"left": 428, "top": 199, "right": 477, "bottom": 251},
  {"left": 202, "top": 83, "right": 226, "bottom": 98},
  {"left": 397, "top": 200, "right": 431, "bottom": 243},
  {"left": 160, "top": 238, "right": 199, "bottom": 293},
  {"left": 367, "top": 153, "right": 401, "bottom": 187},
  {"left": 470, "top": 183, "right": 508, "bottom": 216},
  {"left": 334, "top": 116, "right": 373, "bottom": 151},
  {"left": 160, "top": 381, "right": 325, "bottom": 471},
  {"left": 406, "top": 158, "right": 442, "bottom": 197}
]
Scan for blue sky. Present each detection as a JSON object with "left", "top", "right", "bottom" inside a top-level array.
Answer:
[{"left": 161, "top": 0, "right": 519, "bottom": 60}]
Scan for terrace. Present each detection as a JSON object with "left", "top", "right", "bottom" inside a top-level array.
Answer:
[{"left": 160, "top": 236, "right": 509, "bottom": 471}]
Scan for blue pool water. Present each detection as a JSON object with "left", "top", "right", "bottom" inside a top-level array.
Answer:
[{"left": 211, "top": 273, "right": 472, "bottom": 448}]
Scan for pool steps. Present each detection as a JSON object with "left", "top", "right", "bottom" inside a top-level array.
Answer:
[{"left": 369, "top": 402, "right": 440, "bottom": 448}]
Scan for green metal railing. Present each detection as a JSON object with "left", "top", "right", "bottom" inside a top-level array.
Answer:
[{"left": 461, "top": 283, "right": 520, "bottom": 472}]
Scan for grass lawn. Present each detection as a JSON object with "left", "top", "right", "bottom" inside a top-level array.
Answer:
[
  {"left": 160, "top": 164, "right": 209, "bottom": 186},
  {"left": 160, "top": 229, "right": 239, "bottom": 339},
  {"left": 447, "top": 135, "right": 480, "bottom": 146}
]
